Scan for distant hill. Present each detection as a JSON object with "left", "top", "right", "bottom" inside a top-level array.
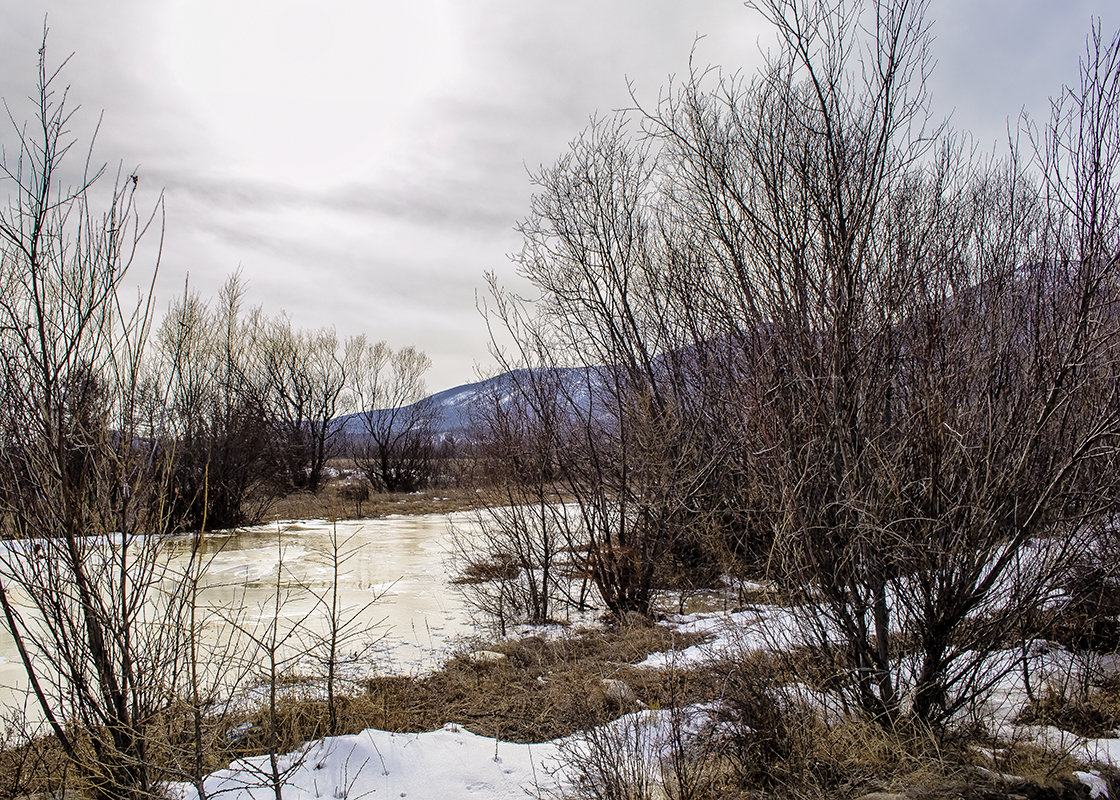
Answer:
[{"left": 339, "top": 366, "right": 601, "bottom": 441}]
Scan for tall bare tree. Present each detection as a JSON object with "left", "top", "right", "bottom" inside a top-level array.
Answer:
[
  {"left": 644, "top": 0, "right": 1120, "bottom": 725},
  {"left": 258, "top": 319, "right": 360, "bottom": 493},
  {"left": 351, "top": 340, "right": 439, "bottom": 492},
  {"left": 485, "top": 0, "right": 1120, "bottom": 728},
  {"left": 482, "top": 116, "right": 738, "bottom": 617},
  {"left": 158, "top": 275, "right": 276, "bottom": 531}
]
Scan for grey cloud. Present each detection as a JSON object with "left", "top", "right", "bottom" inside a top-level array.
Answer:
[
  {"left": 11, "top": 0, "right": 1120, "bottom": 394},
  {"left": 168, "top": 211, "right": 501, "bottom": 390},
  {"left": 156, "top": 169, "right": 518, "bottom": 233}
]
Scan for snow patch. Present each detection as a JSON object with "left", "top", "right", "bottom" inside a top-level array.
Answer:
[
  {"left": 170, "top": 724, "right": 564, "bottom": 800},
  {"left": 1075, "top": 770, "right": 1111, "bottom": 799}
]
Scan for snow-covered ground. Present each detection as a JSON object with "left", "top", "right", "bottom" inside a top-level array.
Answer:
[
  {"left": 169, "top": 723, "right": 566, "bottom": 800},
  {"left": 641, "top": 602, "right": 1120, "bottom": 796},
  {"left": 168, "top": 708, "right": 711, "bottom": 800}
]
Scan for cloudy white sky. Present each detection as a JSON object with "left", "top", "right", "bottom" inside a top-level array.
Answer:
[{"left": 1, "top": 1, "right": 1118, "bottom": 391}]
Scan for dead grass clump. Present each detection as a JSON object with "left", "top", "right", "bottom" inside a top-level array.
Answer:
[
  {"left": 820, "top": 717, "right": 970, "bottom": 794},
  {"left": 0, "top": 732, "right": 72, "bottom": 799},
  {"left": 557, "top": 649, "right": 880, "bottom": 800},
  {"left": 960, "top": 738, "right": 1120, "bottom": 800},
  {"left": 1016, "top": 684, "right": 1120, "bottom": 738},
  {"left": 452, "top": 553, "right": 521, "bottom": 584},
  {"left": 666, "top": 650, "right": 1045, "bottom": 799},
  {"left": 201, "top": 620, "right": 709, "bottom": 760},
  {"left": 1045, "top": 607, "right": 1120, "bottom": 654},
  {"left": 364, "top": 622, "right": 710, "bottom": 742},
  {"left": 746, "top": 716, "right": 1112, "bottom": 800},
  {"left": 139, "top": 702, "right": 269, "bottom": 789},
  {"left": 708, "top": 655, "right": 813, "bottom": 783}
]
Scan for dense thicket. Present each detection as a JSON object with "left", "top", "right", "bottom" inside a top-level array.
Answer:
[
  {"left": 477, "top": 0, "right": 1120, "bottom": 727},
  {"left": 0, "top": 47, "right": 193, "bottom": 799}
]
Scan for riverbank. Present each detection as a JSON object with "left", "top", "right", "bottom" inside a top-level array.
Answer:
[
  {"left": 3, "top": 497, "right": 1119, "bottom": 799},
  {"left": 7, "top": 589, "right": 1120, "bottom": 799},
  {"left": 264, "top": 484, "right": 488, "bottom": 525},
  {"left": 170, "top": 602, "right": 1120, "bottom": 800}
]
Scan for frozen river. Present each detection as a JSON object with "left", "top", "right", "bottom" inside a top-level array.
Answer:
[
  {"left": 0, "top": 512, "right": 474, "bottom": 722},
  {"left": 182, "top": 512, "right": 474, "bottom": 672}
]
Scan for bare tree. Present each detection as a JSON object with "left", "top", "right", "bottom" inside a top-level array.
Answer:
[
  {"left": 157, "top": 275, "right": 276, "bottom": 531},
  {"left": 258, "top": 319, "right": 360, "bottom": 493},
  {"left": 641, "top": 0, "right": 1120, "bottom": 725},
  {"left": 351, "top": 340, "right": 439, "bottom": 492},
  {"left": 217, "top": 529, "right": 316, "bottom": 799},
  {"left": 484, "top": 0, "right": 1120, "bottom": 729},
  {"left": 481, "top": 116, "right": 734, "bottom": 618},
  {"left": 452, "top": 368, "right": 580, "bottom": 632},
  {"left": 301, "top": 522, "right": 383, "bottom": 735}
]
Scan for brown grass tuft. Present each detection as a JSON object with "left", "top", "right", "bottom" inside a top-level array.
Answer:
[
  {"left": 223, "top": 620, "right": 711, "bottom": 753},
  {"left": 1016, "top": 683, "right": 1120, "bottom": 738}
]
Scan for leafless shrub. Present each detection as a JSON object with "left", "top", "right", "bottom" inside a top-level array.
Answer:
[
  {"left": 560, "top": 713, "right": 663, "bottom": 800},
  {"left": 257, "top": 318, "right": 362, "bottom": 494},
  {"left": 336, "top": 479, "right": 371, "bottom": 518},
  {"left": 217, "top": 529, "right": 318, "bottom": 798},
  {"left": 300, "top": 522, "right": 385, "bottom": 736},
  {"left": 481, "top": 292, "right": 727, "bottom": 619},
  {"left": 157, "top": 275, "right": 278, "bottom": 531},
  {"left": 451, "top": 370, "right": 591, "bottom": 632},
  {"left": 559, "top": 702, "right": 727, "bottom": 800}
]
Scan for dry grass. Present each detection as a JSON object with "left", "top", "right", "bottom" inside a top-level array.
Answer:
[
  {"left": 3, "top": 621, "right": 1115, "bottom": 799},
  {"left": 708, "top": 711, "right": 1107, "bottom": 800},
  {"left": 451, "top": 553, "right": 522, "bottom": 584},
  {"left": 264, "top": 484, "right": 485, "bottom": 524},
  {"left": 1016, "top": 683, "right": 1120, "bottom": 738},
  {"left": 260, "top": 621, "right": 710, "bottom": 748},
  {"left": 0, "top": 731, "right": 71, "bottom": 798}
]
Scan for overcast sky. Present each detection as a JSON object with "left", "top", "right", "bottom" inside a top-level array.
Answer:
[{"left": 1, "top": 2, "right": 1118, "bottom": 391}]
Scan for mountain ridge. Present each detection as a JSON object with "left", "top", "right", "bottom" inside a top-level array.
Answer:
[{"left": 339, "top": 366, "right": 598, "bottom": 440}]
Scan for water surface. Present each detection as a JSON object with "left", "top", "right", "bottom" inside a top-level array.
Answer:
[{"left": 0, "top": 511, "right": 473, "bottom": 724}]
